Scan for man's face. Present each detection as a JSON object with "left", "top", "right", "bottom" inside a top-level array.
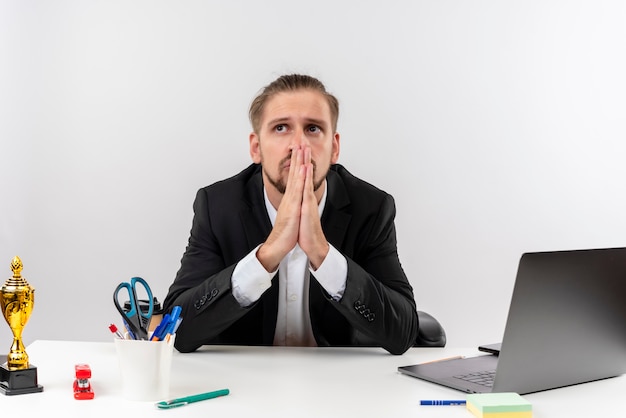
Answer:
[{"left": 249, "top": 89, "right": 340, "bottom": 196}]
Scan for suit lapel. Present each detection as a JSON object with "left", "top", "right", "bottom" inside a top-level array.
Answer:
[
  {"left": 240, "top": 167, "right": 272, "bottom": 248},
  {"left": 239, "top": 167, "right": 278, "bottom": 344},
  {"left": 321, "top": 169, "right": 351, "bottom": 249},
  {"left": 310, "top": 169, "right": 352, "bottom": 345}
]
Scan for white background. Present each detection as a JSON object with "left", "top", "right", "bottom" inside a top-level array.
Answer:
[{"left": 1, "top": 0, "right": 625, "bottom": 350}]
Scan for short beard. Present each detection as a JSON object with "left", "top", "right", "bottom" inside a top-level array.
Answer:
[{"left": 264, "top": 156, "right": 326, "bottom": 195}]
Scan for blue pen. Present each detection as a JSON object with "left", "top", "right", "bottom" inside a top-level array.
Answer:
[
  {"left": 123, "top": 320, "right": 137, "bottom": 340},
  {"left": 150, "top": 313, "right": 170, "bottom": 341},
  {"left": 171, "top": 316, "right": 183, "bottom": 334},
  {"left": 163, "top": 306, "right": 182, "bottom": 336},
  {"left": 420, "top": 400, "right": 466, "bottom": 406}
]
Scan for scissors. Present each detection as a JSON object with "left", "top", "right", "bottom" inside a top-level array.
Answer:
[{"left": 113, "top": 277, "right": 154, "bottom": 340}]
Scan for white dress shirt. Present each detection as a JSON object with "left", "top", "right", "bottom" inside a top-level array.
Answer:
[{"left": 231, "top": 181, "right": 348, "bottom": 346}]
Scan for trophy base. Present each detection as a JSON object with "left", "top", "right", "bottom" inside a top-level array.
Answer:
[{"left": 0, "top": 361, "right": 44, "bottom": 396}]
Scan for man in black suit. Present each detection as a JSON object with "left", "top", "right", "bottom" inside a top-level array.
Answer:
[{"left": 163, "top": 74, "right": 418, "bottom": 355}]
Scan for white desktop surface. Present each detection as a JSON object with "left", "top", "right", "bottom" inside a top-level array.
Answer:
[{"left": 2, "top": 340, "right": 624, "bottom": 417}]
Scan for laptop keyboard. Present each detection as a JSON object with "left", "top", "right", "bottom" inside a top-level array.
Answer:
[{"left": 454, "top": 370, "right": 496, "bottom": 387}]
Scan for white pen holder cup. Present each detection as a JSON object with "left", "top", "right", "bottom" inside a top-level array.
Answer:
[{"left": 114, "top": 334, "right": 175, "bottom": 401}]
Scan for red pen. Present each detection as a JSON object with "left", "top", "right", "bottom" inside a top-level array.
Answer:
[{"left": 108, "top": 324, "right": 125, "bottom": 339}]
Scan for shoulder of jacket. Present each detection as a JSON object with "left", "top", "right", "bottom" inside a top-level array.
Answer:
[{"left": 201, "top": 164, "right": 261, "bottom": 193}]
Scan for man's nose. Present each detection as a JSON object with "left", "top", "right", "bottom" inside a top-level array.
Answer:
[{"left": 291, "top": 129, "right": 311, "bottom": 146}]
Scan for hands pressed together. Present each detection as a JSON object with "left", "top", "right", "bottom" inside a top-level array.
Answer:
[{"left": 257, "top": 145, "right": 330, "bottom": 272}]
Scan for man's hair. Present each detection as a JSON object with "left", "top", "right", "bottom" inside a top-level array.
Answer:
[{"left": 249, "top": 74, "right": 339, "bottom": 134}]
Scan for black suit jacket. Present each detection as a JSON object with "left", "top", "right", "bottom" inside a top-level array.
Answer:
[{"left": 163, "top": 163, "right": 419, "bottom": 355}]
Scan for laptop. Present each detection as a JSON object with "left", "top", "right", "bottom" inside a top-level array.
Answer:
[{"left": 398, "top": 247, "right": 626, "bottom": 394}]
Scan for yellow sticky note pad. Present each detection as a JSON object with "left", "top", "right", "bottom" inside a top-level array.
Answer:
[{"left": 467, "top": 392, "right": 532, "bottom": 418}]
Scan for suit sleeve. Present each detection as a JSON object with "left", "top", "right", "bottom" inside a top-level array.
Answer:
[{"left": 162, "top": 188, "right": 251, "bottom": 353}]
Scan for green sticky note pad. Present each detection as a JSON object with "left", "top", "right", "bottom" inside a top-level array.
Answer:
[{"left": 467, "top": 392, "right": 532, "bottom": 414}]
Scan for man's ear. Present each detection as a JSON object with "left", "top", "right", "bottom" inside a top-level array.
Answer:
[
  {"left": 249, "top": 132, "right": 262, "bottom": 164},
  {"left": 331, "top": 132, "right": 340, "bottom": 164}
]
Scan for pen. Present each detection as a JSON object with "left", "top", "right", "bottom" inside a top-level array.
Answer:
[
  {"left": 122, "top": 320, "right": 137, "bottom": 340},
  {"left": 420, "top": 400, "right": 466, "bottom": 406},
  {"left": 171, "top": 316, "right": 183, "bottom": 334},
  {"left": 108, "top": 324, "right": 125, "bottom": 339},
  {"left": 421, "top": 355, "right": 464, "bottom": 364},
  {"left": 151, "top": 306, "right": 183, "bottom": 341},
  {"left": 163, "top": 306, "right": 182, "bottom": 336},
  {"left": 150, "top": 313, "right": 171, "bottom": 341},
  {"left": 155, "top": 388, "right": 230, "bottom": 409}
]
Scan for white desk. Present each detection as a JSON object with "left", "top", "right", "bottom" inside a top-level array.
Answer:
[{"left": 3, "top": 340, "right": 624, "bottom": 417}]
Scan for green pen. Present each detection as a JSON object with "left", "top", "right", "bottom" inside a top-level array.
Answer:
[{"left": 155, "top": 388, "right": 230, "bottom": 409}]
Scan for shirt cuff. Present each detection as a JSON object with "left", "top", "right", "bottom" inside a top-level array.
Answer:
[
  {"left": 232, "top": 245, "right": 274, "bottom": 307},
  {"left": 309, "top": 244, "right": 347, "bottom": 301}
]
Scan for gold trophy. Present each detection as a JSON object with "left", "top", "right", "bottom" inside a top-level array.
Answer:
[{"left": 0, "top": 256, "right": 43, "bottom": 395}]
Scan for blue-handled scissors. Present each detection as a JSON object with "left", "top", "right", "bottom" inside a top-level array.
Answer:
[{"left": 113, "top": 277, "right": 154, "bottom": 340}]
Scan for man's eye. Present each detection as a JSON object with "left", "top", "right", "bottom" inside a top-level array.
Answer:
[
  {"left": 275, "top": 124, "right": 286, "bottom": 132},
  {"left": 308, "top": 125, "right": 321, "bottom": 133}
]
